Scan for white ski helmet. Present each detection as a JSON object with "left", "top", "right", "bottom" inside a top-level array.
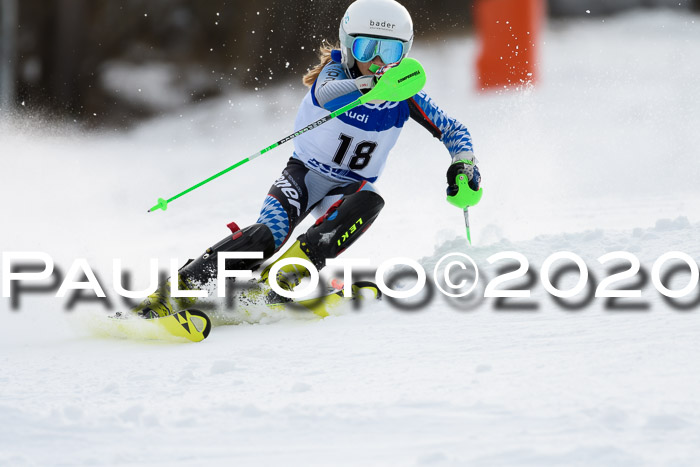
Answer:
[{"left": 339, "top": 0, "right": 414, "bottom": 73}]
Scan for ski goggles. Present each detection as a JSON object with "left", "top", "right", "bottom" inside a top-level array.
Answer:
[{"left": 351, "top": 36, "right": 405, "bottom": 64}]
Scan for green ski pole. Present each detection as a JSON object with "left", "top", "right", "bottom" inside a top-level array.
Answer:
[
  {"left": 463, "top": 207, "right": 472, "bottom": 245},
  {"left": 148, "top": 58, "right": 427, "bottom": 213}
]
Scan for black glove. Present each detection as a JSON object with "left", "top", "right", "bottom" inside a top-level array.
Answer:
[{"left": 446, "top": 160, "right": 481, "bottom": 197}]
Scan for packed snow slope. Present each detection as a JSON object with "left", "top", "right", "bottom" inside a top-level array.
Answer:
[{"left": 2, "top": 11, "right": 700, "bottom": 467}]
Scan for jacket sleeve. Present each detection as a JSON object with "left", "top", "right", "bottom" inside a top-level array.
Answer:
[
  {"left": 312, "top": 62, "right": 362, "bottom": 111},
  {"left": 407, "top": 91, "right": 476, "bottom": 162}
]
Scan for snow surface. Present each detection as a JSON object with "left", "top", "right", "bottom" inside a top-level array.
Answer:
[{"left": 2, "top": 11, "right": 700, "bottom": 466}]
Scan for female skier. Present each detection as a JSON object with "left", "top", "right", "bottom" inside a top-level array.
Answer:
[{"left": 134, "top": 0, "right": 481, "bottom": 317}]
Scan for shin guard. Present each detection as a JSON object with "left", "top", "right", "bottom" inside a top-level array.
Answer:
[
  {"left": 298, "top": 190, "right": 385, "bottom": 269},
  {"left": 181, "top": 223, "right": 276, "bottom": 286}
]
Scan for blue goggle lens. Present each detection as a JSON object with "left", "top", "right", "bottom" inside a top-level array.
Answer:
[{"left": 351, "top": 37, "right": 404, "bottom": 64}]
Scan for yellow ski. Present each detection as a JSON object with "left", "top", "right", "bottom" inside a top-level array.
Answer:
[
  {"left": 100, "top": 309, "right": 212, "bottom": 343},
  {"left": 290, "top": 281, "right": 382, "bottom": 317},
  {"left": 152, "top": 309, "right": 212, "bottom": 342},
  {"left": 95, "top": 282, "right": 378, "bottom": 343}
]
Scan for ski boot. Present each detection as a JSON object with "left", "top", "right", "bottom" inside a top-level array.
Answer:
[
  {"left": 132, "top": 223, "right": 276, "bottom": 318},
  {"left": 233, "top": 239, "right": 311, "bottom": 305},
  {"left": 260, "top": 240, "right": 312, "bottom": 291},
  {"left": 131, "top": 276, "right": 197, "bottom": 318}
]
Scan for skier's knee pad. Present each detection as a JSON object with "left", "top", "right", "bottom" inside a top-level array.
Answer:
[
  {"left": 298, "top": 190, "right": 385, "bottom": 269},
  {"left": 181, "top": 223, "right": 276, "bottom": 284}
]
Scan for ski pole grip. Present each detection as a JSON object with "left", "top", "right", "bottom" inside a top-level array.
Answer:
[
  {"left": 363, "top": 57, "right": 426, "bottom": 103},
  {"left": 446, "top": 175, "right": 483, "bottom": 209}
]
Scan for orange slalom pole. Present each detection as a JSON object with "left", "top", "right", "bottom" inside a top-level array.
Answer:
[{"left": 475, "top": 0, "right": 545, "bottom": 91}]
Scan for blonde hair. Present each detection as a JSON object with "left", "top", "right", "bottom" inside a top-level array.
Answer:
[{"left": 303, "top": 41, "right": 341, "bottom": 87}]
